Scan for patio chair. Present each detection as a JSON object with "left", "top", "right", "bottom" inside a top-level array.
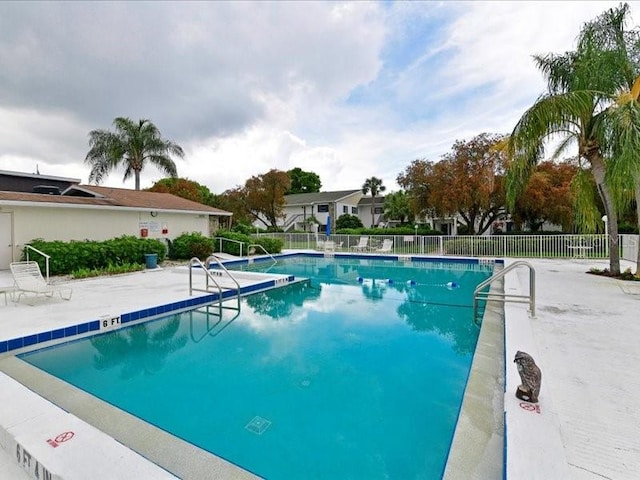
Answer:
[
  {"left": 350, "top": 237, "right": 369, "bottom": 251},
  {"left": 375, "top": 239, "right": 394, "bottom": 253},
  {"left": 10, "top": 261, "right": 73, "bottom": 303}
]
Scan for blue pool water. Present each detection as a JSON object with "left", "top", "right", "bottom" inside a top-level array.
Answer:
[{"left": 21, "top": 256, "right": 492, "bottom": 479}]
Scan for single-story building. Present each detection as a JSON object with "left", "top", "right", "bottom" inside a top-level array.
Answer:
[{"left": 0, "top": 170, "right": 232, "bottom": 269}]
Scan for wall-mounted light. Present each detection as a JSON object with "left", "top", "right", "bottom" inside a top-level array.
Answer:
[{"left": 150, "top": 211, "right": 158, "bottom": 217}]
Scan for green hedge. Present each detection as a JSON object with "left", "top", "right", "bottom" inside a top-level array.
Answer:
[
  {"left": 24, "top": 236, "right": 166, "bottom": 276},
  {"left": 169, "top": 232, "right": 215, "bottom": 260}
]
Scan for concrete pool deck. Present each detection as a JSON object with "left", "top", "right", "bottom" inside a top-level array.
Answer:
[{"left": 0, "top": 256, "right": 639, "bottom": 479}]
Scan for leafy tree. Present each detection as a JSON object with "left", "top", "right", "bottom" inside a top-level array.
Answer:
[
  {"left": 85, "top": 117, "right": 183, "bottom": 190},
  {"left": 436, "top": 133, "right": 506, "bottom": 234},
  {"left": 146, "top": 177, "right": 215, "bottom": 205},
  {"left": 383, "top": 190, "right": 414, "bottom": 225},
  {"left": 287, "top": 168, "right": 322, "bottom": 194},
  {"left": 397, "top": 159, "right": 436, "bottom": 220},
  {"left": 214, "top": 187, "right": 253, "bottom": 227},
  {"left": 244, "top": 169, "right": 291, "bottom": 229},
  {"left": 506, "top": 4, "right": 640, "bottom": 275},
  {"left": 511, "top": 161, "right": 581, "bottom": 231},
  {"left": 336, "top": 214, "right": 364, "bottom": 229},
  {"left": 362, "top": 176, "right": 386, "bottom": 227},
  {"left": 401, "top": 134, "right": 506, "bottom": 235}
]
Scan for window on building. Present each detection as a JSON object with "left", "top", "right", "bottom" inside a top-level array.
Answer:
[
  {"left": 317, "top": 204, "right": 329, "bottom": 213},
  {"left": 374, "top": 207, "right": 383, "bottom": 214},
  {"left": 343, "top": 205, "right": 348, "bottom": 213},
  {"left": 352, "top": 206, "right": 358, "bottom": 214}
]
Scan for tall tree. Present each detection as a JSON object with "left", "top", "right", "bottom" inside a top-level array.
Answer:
[
  {"left": 244, "top": 169, "right": 291, "bottom": 229},
  {"left": 362, "top": 176, "right": 386, "bottom": 227},
  {"left": 605, "top": 80, "right": 640, "bottom": 274},
  {"left": 85, "top": 117, "right": 182, "bottom": 190},
  {"left": 434, "top": 133, "right": 506, "bottom": 235},
  {"left": 399, "top": 134, "right": 505, "bottom": 234},
  {"left": 287, "top": 168, "right": 322, "bottom": 194},
  {"left": 507, "top": 4, "right": 640, "bottom": 275},
  {"left": 147, "top": 177, "right": 215, "bottom": 205},
  {"left": 397, "top": 159, "right": 436, "bottom": 221},
  {"left": 217, "top": 187, "right": 253, "bottom": 226}
]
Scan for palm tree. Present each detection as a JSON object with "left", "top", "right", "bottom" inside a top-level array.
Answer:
[
  {"left": 362, "top": 176, "right": 386, "bottom": 228},
  {"left": 383, "top": 190, "right": 414, "bottom": 225},
  {"left": 507, "top": 4, "right": 640, "bottom": 276},
  {"left": 85, "top": 117, "right": 183, "bottom": 190},
  {"left": 604, "top": 77, "right": 640, "bottom": 274}
]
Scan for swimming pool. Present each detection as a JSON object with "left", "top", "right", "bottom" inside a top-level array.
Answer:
[{"left": 20, "top": 256, "right": 492, "bottom": 479}]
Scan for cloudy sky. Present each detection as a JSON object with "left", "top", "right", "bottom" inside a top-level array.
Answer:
[{"left": 0, "top": 1, "right": 637, "bottom": 194}]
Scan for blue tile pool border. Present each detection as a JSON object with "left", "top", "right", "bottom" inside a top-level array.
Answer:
[{"left": 5, "top": 274, "right": 299, "bottom": 355}]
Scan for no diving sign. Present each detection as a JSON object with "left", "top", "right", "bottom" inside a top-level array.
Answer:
[{"left": 47, "top": 431, "right": 75, "bottom": 448}]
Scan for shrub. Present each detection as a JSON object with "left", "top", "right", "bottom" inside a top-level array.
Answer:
[
  {"left": 232, "top": 223, "right": 259, "bottom": 236},
  {"left": 72, "top": 262, "right": 145, "bottom": 279},
  {"left": 253, "top": 236, "right": 284, "bottom": 254},
  {"left": 618, "top": 222, "right": 639, "bottom": 234},
  {"left": 24, "top": 236, "right": 166, "bottom": 276},
  {"left": 170, "top": 232, "right": 215, "bottom": 260},
  {"left": 336, "top": 214, "right": 364, "bottom": 229}
]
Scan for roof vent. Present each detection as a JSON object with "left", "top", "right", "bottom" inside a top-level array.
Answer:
[{"left": 33, "top": 185, "right": 61, "bottom": 195}]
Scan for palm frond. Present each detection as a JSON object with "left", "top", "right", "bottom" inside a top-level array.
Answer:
[{"left": 571, "top": 167, "right": 601, "bottom": 233}]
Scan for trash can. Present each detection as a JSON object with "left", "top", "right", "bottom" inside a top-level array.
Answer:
[{"left": 144, "top": 253, "right": 158, "bottom": 269}]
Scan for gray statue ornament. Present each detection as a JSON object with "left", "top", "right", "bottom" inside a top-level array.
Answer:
[{"left": 514, "top": 351, "right": 542, "bottom": 403}]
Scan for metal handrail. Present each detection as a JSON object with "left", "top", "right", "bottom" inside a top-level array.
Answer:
[
  {"left": 189, "top": 257, "right": 224, "bottom": 313},
  {"left": 247, "top": 244, "right": 277, "bottom": 264},
  {"left": 217, "top": 237, "right": 246, "bottom": 257},
  {"left": 189, "top": 256, "right": 241, "bottom": 311},
  {"left": 25, "top": 244, "right": 51, "bottom": 283},
  {"left": 473, "top": 260, "right": 535, "bottom": 326}
]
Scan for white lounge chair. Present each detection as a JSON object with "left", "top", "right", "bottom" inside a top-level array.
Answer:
[
  {"left": 351, "top": 237, "right": 369, "bottom": 251},
  {"left": 375, "top": 239, "right": 394, "bottom": 253},
  {"left": 10, "top": 261, "right": 73, "bottom": 303}
]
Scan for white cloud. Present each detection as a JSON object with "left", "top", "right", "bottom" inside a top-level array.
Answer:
[{"left": 0, "top": 1, "right": 638, "bottom": 194}]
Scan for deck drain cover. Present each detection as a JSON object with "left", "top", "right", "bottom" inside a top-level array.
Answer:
[{"left": 245, "top": 416, "right": 271, "bottom": 435}]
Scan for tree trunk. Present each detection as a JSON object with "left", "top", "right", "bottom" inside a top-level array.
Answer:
[
  {"left": 371, "top": 195, "right": 376, "bottom": 228},
  {"left": 135, "top": 171, "right": 141, "bottom": 191},
  {"left": 590, "top": 155, "right": 621, "bottom": 275},
  {"left": 635, "top": 179, "right": 640, "bottom": 275}
]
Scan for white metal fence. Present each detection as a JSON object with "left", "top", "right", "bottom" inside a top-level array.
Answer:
[{"left": 256, "top": 233, "right": 639, "bottom": 261}]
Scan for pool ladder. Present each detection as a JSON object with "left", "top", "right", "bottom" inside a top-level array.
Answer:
[
  {"left": 189, "top": 256, "right": 241, "bottom": 313},
  {"left": 473, "top": 261, "right": 535, "bottom": 326}
]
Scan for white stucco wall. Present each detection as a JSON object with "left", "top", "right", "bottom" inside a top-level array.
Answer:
[{"left": 1, "top": 204, "right": 212, "bottom": 267}]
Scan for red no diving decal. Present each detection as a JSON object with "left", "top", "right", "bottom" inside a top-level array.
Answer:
[
  {"left": 47, "top": 431, "right": 75, "bottom": 448},
  {"left": 519, "top": 402, "right": 541, "bottom": 414}
]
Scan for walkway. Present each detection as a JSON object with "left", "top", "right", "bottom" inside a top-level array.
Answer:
[{"left": 506, "top": 258, "right": 640, "bottom": 480}]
